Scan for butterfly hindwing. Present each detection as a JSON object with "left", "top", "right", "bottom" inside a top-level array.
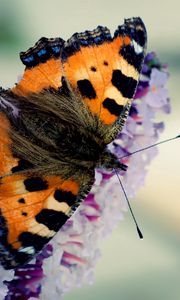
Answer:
[{"left": 0, "top": 112, "right": 94, "bottom": 269}]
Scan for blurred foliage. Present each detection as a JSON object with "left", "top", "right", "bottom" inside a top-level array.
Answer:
[{"left": 0, "top": 1, "right": 27, "bottom": 52}]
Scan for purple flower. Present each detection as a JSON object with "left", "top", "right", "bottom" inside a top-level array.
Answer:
[
  {"left": 145, "top": 68, "right": 169, "bottom": 108},
  {"left": 3, "top": 245, "right": 52, "bottom": 300},
  {"left": 134, "top": 80, "right": 149, "bottom": 99},
  {"left": 142, "top": 52, "right": 162, "bottom": 76}
]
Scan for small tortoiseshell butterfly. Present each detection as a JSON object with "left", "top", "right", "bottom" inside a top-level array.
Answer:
[{"left": 0, "top": 17, "right": 147, "bottom": 269}]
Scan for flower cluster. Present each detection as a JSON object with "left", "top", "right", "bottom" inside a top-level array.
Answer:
[{"left": 1, "top": 52, "right": 170, "bottom": 300}]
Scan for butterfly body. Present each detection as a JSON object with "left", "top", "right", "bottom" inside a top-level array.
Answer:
[{"left": 0, "top": 17, "right": 146, "bottom": 269}]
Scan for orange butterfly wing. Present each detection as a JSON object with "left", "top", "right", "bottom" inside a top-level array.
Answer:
[
  {"left": 12, "top": 37, "right": 65, "bottom": 96},
  {"left": 0, "top": 17, "right": 147, "bottom": 269},
  {"left": 0, "top": 112, "right": 81, "bottom": 269},
  {"left": 62, "top": 17, "right": 146, "bottom": 125},
  {"left": 12, "top": 18, "right": 146, "bottom": 128}
]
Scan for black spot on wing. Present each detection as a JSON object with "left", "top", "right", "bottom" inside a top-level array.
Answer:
[
  {"left": 54, "top": 189, "right": 76, "bottom": 206},
  {"left": 0, "top": 210, "right": 8, "bottom": 239},
  {"left": 112, "top": 70, "right": 137, "bottom": 98},
  {"left": 18, "top": 232, "right": 51, "bottom": 251},
  {"left": 120, "top": 45, "right": 144, "bottom": 72},
  {"left": 11, "top": 159, "right": 34, "bottom": 173},
  {"left": 91, "top": 66, "right": 97, "bottom": 72},
  {"left": 24, "top": 177, "right": 48, "bottom": 192},
  {"left": 21, "top": 211, "right": 28, "bottom": 216},
  {"left": 135, "top": 28, "right": 146, "bottom": 47},
  {"left": 103, "top": 98, "right": 124, "bottom": 116},
  {"left": 35, "top": 209, "right": 69, "bottom": 232},
  {"left": 18, "top": 198, "right": 26, "bottom": 204},
  {"left": 77, "top": 79, "right": 96, "bottom": 99},
  {"left": 59, "top": 76, "right": 71, "bottom": 97}
]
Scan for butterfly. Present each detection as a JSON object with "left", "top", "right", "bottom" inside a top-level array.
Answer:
[{"left": 0, "top": 17, "right": 147, "bottom": 269}]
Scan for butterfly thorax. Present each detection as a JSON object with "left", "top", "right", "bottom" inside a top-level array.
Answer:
[{"left": 1, "top": 89, "right": 127, "bottom": 177}]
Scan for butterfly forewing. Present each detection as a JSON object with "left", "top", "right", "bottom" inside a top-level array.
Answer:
[{"left": 62, "top": 17, "right": 146, "bottom": 133}]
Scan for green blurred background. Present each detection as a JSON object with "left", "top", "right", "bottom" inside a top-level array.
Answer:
[{"left": 0, "top": 0, "right": 180, "bottom": 299}]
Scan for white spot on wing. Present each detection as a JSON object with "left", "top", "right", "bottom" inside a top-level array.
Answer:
[
  {"left": 132, "top": 39, "right": 143, "bottom": 54},
  {"left": 19, "top": 246, "right": 35, "bottom": 255},
  {"left": 46, "top": 195, "right": 71, "bottom": 215},
  {"left": 29, "top": 219, "right": 56, "bottom": 238},
  {"left": 104, "top": 86, "right": 128, "bottom": 106}
]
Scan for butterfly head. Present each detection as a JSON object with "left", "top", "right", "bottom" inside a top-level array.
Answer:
[{"left": 96, "top": 149, "right": 127, "bottom": 172}]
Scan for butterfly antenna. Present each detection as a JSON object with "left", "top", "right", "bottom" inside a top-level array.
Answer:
[
  {"left": 114, "top": 169, "right": 143, "bottom": 239},
  {"left": 118, "top": 135, "right": 179, "bottom": 159}
]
